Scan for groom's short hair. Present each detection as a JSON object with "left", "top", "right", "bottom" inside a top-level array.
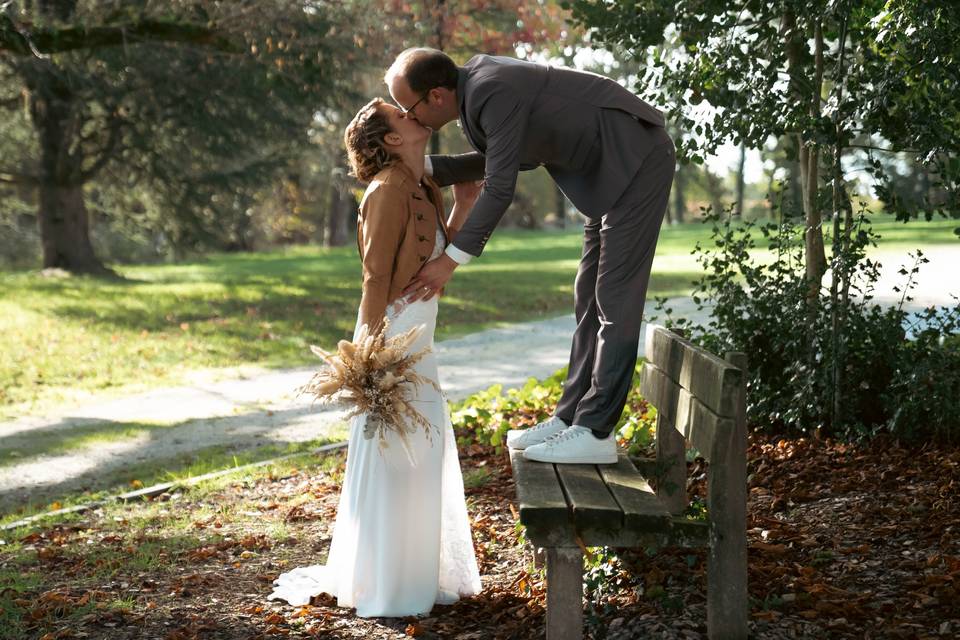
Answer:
[{"left": 386, "top": 48, "right": 459, "bottom": 94}]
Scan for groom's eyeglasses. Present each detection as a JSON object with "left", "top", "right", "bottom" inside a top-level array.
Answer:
[{"left": 397, "top": 92, "right": 429, "bottom": 115}]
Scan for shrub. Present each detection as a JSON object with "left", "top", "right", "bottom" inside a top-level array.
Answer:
[
  {"left": 653, "top": 209, "right": 959, "bottom": 443},
  {"left": 451, "top": 363, "right": 656, "bottom": 454}
]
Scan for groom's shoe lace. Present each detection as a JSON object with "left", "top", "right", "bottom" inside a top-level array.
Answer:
[
  {"left": 529, "top": 416, "right": 565, "bottom": 433},
  {"left": 544, "top": 426, "right": 589, "bottom": 445}
]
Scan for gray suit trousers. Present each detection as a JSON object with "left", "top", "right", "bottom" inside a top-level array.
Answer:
[{"left": 554, "top": 125, "right": 675, "bottom": 434}]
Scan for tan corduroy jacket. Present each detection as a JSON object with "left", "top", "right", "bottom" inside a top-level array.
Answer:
[{"left": 356, "top": 161, "right": 449, "bottom": 334}]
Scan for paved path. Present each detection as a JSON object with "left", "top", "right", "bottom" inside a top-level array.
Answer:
[{"left": 1, "top": 245, "right": 955, "bottom": 512}]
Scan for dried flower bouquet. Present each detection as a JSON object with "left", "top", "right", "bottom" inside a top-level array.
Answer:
[{"left": 298, "top": 319, "right": 440, "bottom": 465}]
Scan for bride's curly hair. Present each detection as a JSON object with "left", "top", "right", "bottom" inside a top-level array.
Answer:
[{"left": 344, "top": 98, "right": 397, "bottom": 184}]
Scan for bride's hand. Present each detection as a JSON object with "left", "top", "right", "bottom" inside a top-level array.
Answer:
[{"left": 452, "top": 180, "right": 483, "bottom": 207}]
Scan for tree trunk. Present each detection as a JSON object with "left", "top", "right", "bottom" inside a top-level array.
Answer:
[
  {"left": 342, "top": 184, "right": 358, "bottom": 238},
  {"left": 788, "top": 157, "right": 802, "bottom": 219},
  {"left": 830, "top": 13, "right": 851, "bottom": 429},
  {"left": 28, "top": 65, "right": 110, "bottom": 275},
  {"left": 804, "top": 22, "right": 827, "bottom": 301},
  {"left": 800, "top": 146, "right": 826, "bottom": 300},
  {"left": 704, "top": 169, "right": 725, "bottom": 217},
  {"left": 785, "top": 13, "right": 827, "bottom": 302},
  {"left": 554, "top": 182, "right": 566, "bottom": 228},
  {"left": 36, "top": 182, "right": 107, "bottom": 273},
  {"left": 314, "top": 198, "right": 327, "bottom": 246},
  {"left": 672, "top": 164, "right": 685, "bottom": 224},
  {"left": 227, "top": 203, "right": 255, "bottom": 251},
  {"left": 735, "top": 142, "right": 747, "bottom": 217},
  {"left": 326, "top": 173, "right": 347, "bottom": 247}
]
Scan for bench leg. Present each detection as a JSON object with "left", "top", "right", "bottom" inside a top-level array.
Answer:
[
  {"left": 545, "top": 546, "right": 582, "bottom": 640},
  {"left": 531, "top": 543, "right": 545, "bottom": 570},
  {"left": 707, "top": 352, "right": 748, "bottom": 639}
]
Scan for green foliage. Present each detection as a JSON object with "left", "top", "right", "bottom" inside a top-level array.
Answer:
[
  {"left": 452, "top": 368, "right": 567, "bottom": 456},
  {"left": 451, "top": 361, "right": 657, "bottom": 454},
  {"left": 884, "top": 312, "right": 960, "bottom": 440},
  {"left": 654, "top": 209, "right": 960, "bottom": 442},
  {"left": 684, "top": 495, "right": 708, "bottom": 522},
  {"left": 567, "top": 0, "right": 960, "bottom": 226},
  {"left": 0, "top": 0, "right": 369, "bottom": 259},
  {"left": 582, "top": 546, "right": 627, "bottom": 630}
]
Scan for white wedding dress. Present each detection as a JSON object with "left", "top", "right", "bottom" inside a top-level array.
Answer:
[{"left": 268, "top": 228, "right": 482, "bottom": 617}]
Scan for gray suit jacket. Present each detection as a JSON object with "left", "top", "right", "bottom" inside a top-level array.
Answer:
[{"left": 430, "top": 54, "right": 669, "bottom": 258}]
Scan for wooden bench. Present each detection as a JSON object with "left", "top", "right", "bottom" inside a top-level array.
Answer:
[{"left": 508, "top": 324, "right": 748, "bottom": 640}]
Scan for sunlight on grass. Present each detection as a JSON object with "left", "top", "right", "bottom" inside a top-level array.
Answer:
[
  {"left": 462, "top": 466, "right": 492, "bottom": 490},
  {"left": 1, "top": 218, "right": 953, "bottom": 419},
  {"left": 266, "top": 520, "right": 292, "bottom": 543}
]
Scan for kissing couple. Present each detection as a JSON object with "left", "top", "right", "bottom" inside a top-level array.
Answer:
[{"left": 268, "top": 47, "right": 675, "bottom": 618}]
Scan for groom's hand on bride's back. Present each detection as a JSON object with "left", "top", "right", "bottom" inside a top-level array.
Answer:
[{"left": 404, "top": 253, "right": 458, "bottom": 302}]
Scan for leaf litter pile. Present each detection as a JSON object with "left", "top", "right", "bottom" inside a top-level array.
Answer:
[{"left": 2, "top": 430, "right": 958, "bottom": 639}]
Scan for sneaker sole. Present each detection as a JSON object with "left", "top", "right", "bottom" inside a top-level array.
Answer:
[{"left": 521, "top": 451, "right": 619, "bottom": 464}]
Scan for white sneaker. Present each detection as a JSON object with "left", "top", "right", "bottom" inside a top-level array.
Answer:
[
  {"left": 522, "top": 425, "right": 618, "bottom": 464},
  {"left": 506, "top": 416, "right": 568, "bottom": 450}
]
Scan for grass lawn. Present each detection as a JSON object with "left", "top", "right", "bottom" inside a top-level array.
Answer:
[{"left": 1, "top": 216, "right": 955, "bottom": 420}]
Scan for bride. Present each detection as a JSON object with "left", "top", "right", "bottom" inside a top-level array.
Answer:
[{"left": 267, "top": 98, "right": 483, "bottom": 617}]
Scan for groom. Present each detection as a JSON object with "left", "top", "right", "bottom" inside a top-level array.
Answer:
[{"left": 387, "top": 49, "right": 675, "bottom": 465}]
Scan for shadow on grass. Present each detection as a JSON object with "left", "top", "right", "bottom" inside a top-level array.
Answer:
[
  {"left": 0, "top": 418, "right": 182, "bottom": 469},
  {"left": 1, "top": 226, "right": 706, "bottom": 423},
  {"left": 0, "top": 403, "right": 348, "bottom": 521},
  {"left": 5, "top": 236, "right": 590, "bottom": 342}
]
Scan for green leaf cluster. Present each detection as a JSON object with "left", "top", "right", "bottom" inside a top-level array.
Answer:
[
  {"left": 654, "top": 207, "right": 960, "bottom": 442},
  {"left": 567, "top": 0, "right": 960, "bottom": 224},
  {"left": 450, "top": 361, "right": 657, "bottom": 454}
]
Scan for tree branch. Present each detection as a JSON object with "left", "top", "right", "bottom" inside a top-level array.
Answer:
[
  {"left": 79, "top": 116, "right": 123, "bottom": 182},
  {"left": 847, "top": 143, "right": 918, "bottom": 154},
  {"left": 0, "top": 92, "right": 21, "bottom": 109},
  {"left": 0, "top": 15, "right": 243, "bottom": 56},
  {"left": 0, "top": 169, "right": 39, "bottom": 185}
]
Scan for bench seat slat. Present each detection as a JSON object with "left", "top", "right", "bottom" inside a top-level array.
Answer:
[
  {"left": 508, "top": 448, "right": 575, "bottom": 546},
  {"left": 555, "top": 463, "right": 623, "bottom": 536},
  {"left": 597, "top": 454, "right": 672, "bottom": 533}
]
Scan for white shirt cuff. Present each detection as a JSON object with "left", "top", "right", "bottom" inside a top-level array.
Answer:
[
  {"left": 445, "top": 243, "right": 475, "bottom": 265},
  {"left": 424, "top": 155, "right": 433, "bottom": 176}
]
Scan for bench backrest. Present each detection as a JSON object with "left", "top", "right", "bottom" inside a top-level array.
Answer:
[{"left": 640, "top": 324, "right": 747, "bottom": 515}]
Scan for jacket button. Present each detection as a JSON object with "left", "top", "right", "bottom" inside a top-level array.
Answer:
[
  {"left": 416, "top": 214, "right": 424, "bottom": 220},
  {"left": 418, "top": 235, "right": 427, "bottom": 241},
  {"left": 419, "top": 255, "right": 427, "bottom": 262}
]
